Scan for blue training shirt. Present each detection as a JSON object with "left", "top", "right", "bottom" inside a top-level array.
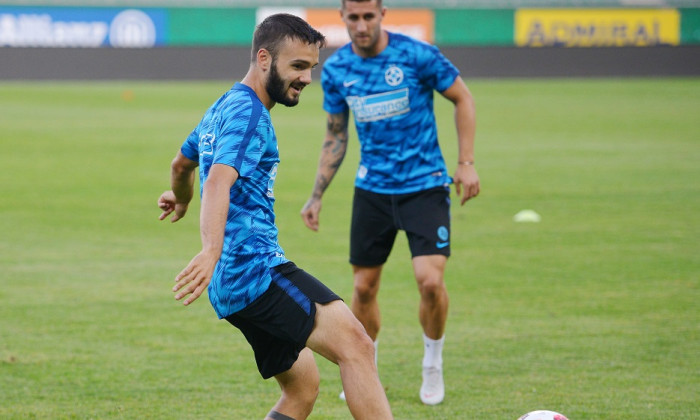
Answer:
[
  {"left": 322, "top": 31, "right": 460, "bottom": 195},
  {"left": 180, "top": 83, "right": 288, "bottom": 319}
]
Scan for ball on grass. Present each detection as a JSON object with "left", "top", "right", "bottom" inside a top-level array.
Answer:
[{"left": 518, "top": 410, "right": 569, "bottom": 420}]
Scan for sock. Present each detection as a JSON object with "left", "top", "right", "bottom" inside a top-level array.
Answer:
[{"left": 422, "top": 334, "right": 444, "bottom": 369}]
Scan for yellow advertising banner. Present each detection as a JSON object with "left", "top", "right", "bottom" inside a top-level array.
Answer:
[
  {"left": 306, "top": 9, "right": 434, "bottom": 47},
  {"left": 515, "top": 9, "right": 680, "bottom": 47}
]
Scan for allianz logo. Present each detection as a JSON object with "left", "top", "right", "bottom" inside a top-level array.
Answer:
[
  {"left": 0, "top": 9, "right": 155, "bottom": 48},
  {"left": 109, "top": 9, "right": 156, "bottom": 48}
]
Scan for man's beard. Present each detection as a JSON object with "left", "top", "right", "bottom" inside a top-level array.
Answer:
[{"left": 266, "top": 61, "right": 301, "bottom": 107}]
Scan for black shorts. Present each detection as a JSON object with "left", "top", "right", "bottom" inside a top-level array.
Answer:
[
  {"left": 224, "top": 262, "right": 341, "bottom": 379},
  {"left": 350, "top": 186, "right": 451, "bottom": 266}
]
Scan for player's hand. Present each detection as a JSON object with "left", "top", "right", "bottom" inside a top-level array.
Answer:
[
  {"left": 453, "top": 164, "right": 480, "bottom": 206},
  {"left": 158, "top": 191, "right": 188, "bottom": 222},
  {"left": 301, "top": 197, "right": 322, "bottom": 231},
  {"left": 172, "top": 251, "right": 218, "bottom": 306}
]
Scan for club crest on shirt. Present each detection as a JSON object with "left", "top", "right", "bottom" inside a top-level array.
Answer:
[{"left": 385, "top": 65, "right": 404, "bottom": 87}]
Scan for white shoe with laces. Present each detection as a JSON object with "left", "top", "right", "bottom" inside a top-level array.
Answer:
[{"left": 420, "top": 366, "right": 444, "bottom": 405}]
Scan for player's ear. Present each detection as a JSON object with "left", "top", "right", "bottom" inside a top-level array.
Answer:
[{"left": 257, "top": 48, "right": 271, "bottom": 71}]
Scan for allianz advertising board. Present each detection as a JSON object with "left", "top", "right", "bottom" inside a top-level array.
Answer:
[{"left": 0, "top": 7, "right": 166, "bottom": 48}]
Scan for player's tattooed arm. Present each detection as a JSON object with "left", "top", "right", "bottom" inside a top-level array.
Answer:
[
  {"left": 301, "top": 110, "right": 350, "bottom": 230},
  {"left": 324, "top": 110, "right": 349, "bottom": 167},
  {"left": 312, "top": 110, "right": 350, "bottom": 198}
]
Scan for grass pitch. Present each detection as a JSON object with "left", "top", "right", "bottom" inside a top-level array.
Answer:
[{"left": 0, "top": 78, "right": 698, "bottom": 419}]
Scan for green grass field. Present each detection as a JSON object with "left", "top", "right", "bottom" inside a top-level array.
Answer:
[{"left": 1, "top": 78, "right": 698, "bottom": 419}]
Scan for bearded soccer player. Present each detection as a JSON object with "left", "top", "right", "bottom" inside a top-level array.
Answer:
[{"left": 159, "top": 13, "right": 392, "bottom": 420}]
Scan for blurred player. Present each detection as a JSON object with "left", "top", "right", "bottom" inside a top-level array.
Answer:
[
  {"left": 158, "top": 13, "right": 392, "bottom": 420},
  {"left": 300, "top": 0, "right": 480, "bottom": 405}
]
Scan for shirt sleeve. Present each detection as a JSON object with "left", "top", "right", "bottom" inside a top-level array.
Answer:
[
  {"left": 416, "top": 43, "right": 460, "bottom": 93},
  {"left": 321, "top": 60, "right": 349, "bottom": 114},
  {"left": 180, "top": 127, "right": 200, "bottom": 161},
  {"left": 213, "top": 95, "right": 266, "bottom": 179}
]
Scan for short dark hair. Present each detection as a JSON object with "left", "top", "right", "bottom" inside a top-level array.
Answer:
[
  {"left": 342, "top": 0, "right": 383, "bottom": 8},
  {"left": 251, "top": 13, "right": 326, "bottom": 62}
]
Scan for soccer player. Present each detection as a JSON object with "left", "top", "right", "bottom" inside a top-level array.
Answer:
[
  {"left": 300, "top": 0, "right": 480, "bottom": 406},
  {"left": 158, "top": 14, "right": 392, "bottom": 420}
]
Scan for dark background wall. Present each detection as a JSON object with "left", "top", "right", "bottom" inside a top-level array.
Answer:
[{"left": 1, "top": 46, "right": 699, "bottom": 80}]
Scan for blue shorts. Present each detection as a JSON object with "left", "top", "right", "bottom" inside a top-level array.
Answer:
[
  {"left": 350, "top": 186, "right": 451, "bottom": 266},
  {"left": 224, "top": 262, "right": 341, "bottom": 379}
]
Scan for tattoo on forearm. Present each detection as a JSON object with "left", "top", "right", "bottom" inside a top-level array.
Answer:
[
  {"left": 313, "top": 174, "right": 330, "bottom": 198},
  {"left": 325, "top": 114, "right": 348, "bottom": 164},
  {"left": 326, "top": 113, "right": 348, "bottom": 134},
  {"left": 323, "top": 135, "right": 346, "bottom": 169},
  {"left": 313, "top": 112, "right": 349, "bottom": 197}
]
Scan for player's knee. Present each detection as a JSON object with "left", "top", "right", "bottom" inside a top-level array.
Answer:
[
  {"left": 417, "top": 276, "right": 446, "bottom": 299},
  {"left": 350, "top": 325, "right": 376, "bottom": 359},
  {"left": 282, "top": 379, "right": 319, "bottom": 411},
  {"left": 302, "top": 381, "right": 320, "bottom": 407},
  {"left": 336, "top": 318, "right": 375, "bottom": 362},
  {"left": 353, "top": 280, "right": 379, "bottom": 302}
]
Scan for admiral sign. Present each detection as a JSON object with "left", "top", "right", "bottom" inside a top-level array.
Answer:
[{"left": 515, "top": 9, "right": 680, "bottom": 47}]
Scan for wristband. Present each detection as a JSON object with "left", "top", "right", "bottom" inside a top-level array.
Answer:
[{"left": 458, "top": 161, "right": 474, "bottom": 166}]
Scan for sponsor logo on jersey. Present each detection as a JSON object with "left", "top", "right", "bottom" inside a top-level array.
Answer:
[{"left": 346, "top": 88, "right": 410, "bottom": 122}]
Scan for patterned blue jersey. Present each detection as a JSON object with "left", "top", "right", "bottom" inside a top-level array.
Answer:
[
  {"left": 180, "top": 83, "right": 288, "bottom": 319},
  {"left": 322, "top": 32, "right": 460, "bottom": 194}
]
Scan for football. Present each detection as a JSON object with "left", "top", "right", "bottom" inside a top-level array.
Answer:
[{"left": 518, "top": 410, "right": 569, "bottom": 420}]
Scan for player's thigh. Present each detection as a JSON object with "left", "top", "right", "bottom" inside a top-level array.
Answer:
[
  {"left": 412, "top": 254, "right": 448, "bottom": 288},
  {"left": 306, "top": 300, "right": 372, "bottom": 364}
]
